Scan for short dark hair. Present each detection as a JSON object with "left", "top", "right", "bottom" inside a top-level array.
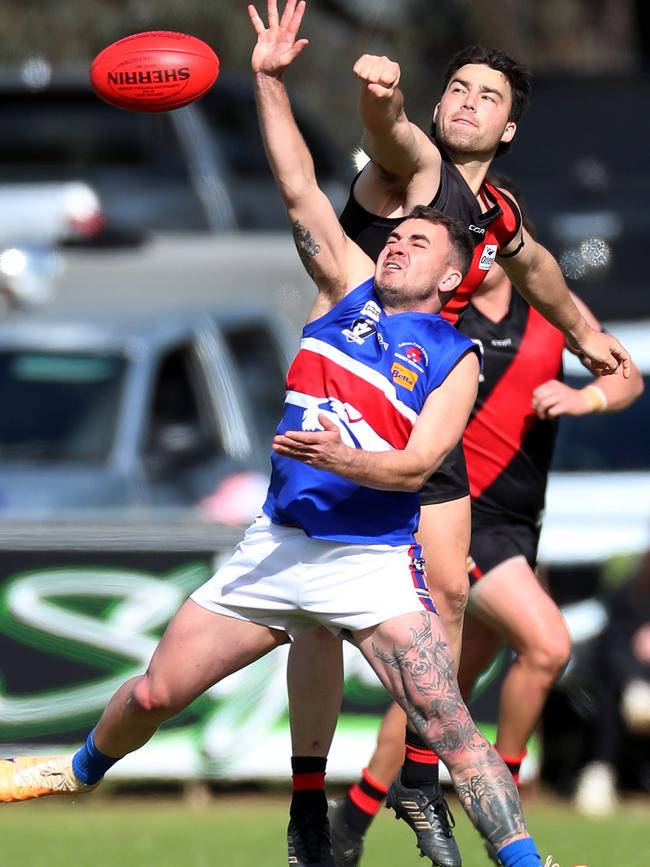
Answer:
[
  {"left": 407, "top": 205, "right": 474, "bottom": 278},
  {"left": 441, "top": 45, "right": 531, "bottom": 157}
]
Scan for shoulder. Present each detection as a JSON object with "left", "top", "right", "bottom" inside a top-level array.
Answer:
[
  {"left": 485, "top": 182, "right": 522, "bottom": 245},
  {"left": 423, "top": 316, "right": 480, "bottom": 363}
]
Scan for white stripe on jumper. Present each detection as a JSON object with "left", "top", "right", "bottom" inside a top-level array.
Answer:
[{"left": 300, "top": 336, "right": 418, "bottom": 424}]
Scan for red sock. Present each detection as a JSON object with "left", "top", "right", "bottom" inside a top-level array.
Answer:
[
  {"left": 497, "top": 749, "right": 527, "bottom": 788},
  {"left": 345, "top": 767, "right": 388, "bottom": 834}
]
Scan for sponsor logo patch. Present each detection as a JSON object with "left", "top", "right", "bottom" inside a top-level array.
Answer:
[
  {"left": 478, "top": 243, "right": 498, "bottom": 270},
  {"left": 342, "top": 317, "right": 377, "bottom": 344},
  {"left": 391, "top": 361, "right": 418, "bottom": 390},
  {"left": 395, "top": 341, "right": 429, "bottom": 372},
  {"left": 360, "top": 300, "right": 381, "bottom": 322}
]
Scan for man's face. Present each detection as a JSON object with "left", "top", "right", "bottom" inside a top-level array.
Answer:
[
  {"left": 434, "top": 63, "right": 516, "bottom": 158},
  {"left": 374, "top": 219, "right": 460, "bottom": 313}
]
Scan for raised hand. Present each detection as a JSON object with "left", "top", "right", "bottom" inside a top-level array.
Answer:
[
  {"left": 353, "top": 54, "right": 401, "bottom": 98},
  {"left": 248, "top": 0, "right": 309, "bottom": 77}
]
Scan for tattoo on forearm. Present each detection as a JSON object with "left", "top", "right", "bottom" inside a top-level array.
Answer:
[
  {"left": 292, "top": 220, "right": 321, "bottom": 277},
  {"left": 372, "top": 612, "right": 529, "bottom": 848}
]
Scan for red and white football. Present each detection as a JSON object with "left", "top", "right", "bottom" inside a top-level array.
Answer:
[{"left": 90, "top": 31, "right": 220, "bottom": 112}]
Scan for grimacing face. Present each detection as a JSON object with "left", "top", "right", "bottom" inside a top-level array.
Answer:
[
  {"left": 434, "top": 63, "right": 516, "bottom": 158},
  {"left": 374, "top": 219, "right": 462, "bottom": 313}
]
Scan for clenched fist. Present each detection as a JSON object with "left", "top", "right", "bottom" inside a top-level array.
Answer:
[{"left": 353, "top": 54, "right": 401, "bottom": 98}]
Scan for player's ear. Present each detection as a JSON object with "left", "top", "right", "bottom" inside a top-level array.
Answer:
[
  {"left": 438, "top": 268, "right": 462, "bottom": 304},
  {"left": 501, "top": 120, "right": 516, "bottom": 144},
  {"left": 432, "top": 103, "right": 440, "bottom": 123}
]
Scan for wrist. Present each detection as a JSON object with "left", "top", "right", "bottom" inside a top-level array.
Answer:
[
  {"left": 254, "top": 69, "right": 284, "bottom": 86},
  {"left": 566, "top": 315, "right": 590, "bottom": 345},
  {"left": 581, "top": 383, "right": 608, "bottom": 413}
]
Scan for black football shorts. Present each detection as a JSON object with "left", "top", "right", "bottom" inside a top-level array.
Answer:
[
  {"left": 467, "top": 512, "right": 540, "bottom": 585},
  {"left": 419, "top": 440, "right": 470, "bottom": 505}
]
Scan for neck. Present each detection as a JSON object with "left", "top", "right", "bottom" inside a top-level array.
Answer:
[
  {"left": 382, "top": 299, "right": 441, "bottom": 316},
  {"left": 378, "top": 286, "right": 441, "bottom": 316},
  {"left": 441, "top": 143, "right": 496, "bottom": 196}
]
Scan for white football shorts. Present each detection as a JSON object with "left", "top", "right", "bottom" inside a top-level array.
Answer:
[{"left": 191, "top": 514, "right": 437, "bottom": 639}]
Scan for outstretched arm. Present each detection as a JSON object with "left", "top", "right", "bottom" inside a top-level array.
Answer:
[
  {"left": 531, "top": 292, "right": 644, "bottom": 418},
  {"left": 351, "top": 54, "right": 441, "bottom": 212},
  {"left": 498, "top": 215, "right": 631, "bottom": 378},
  {"left": 248, "top": 0, "right": 372, "bottom": 312}
]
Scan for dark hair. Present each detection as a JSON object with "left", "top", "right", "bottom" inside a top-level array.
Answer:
[
  {"left": 441, "top": 45, "right": 531, "bottom": 157},
  {"left": 407, "top": 205, "right": 474, "bottom": 278}
]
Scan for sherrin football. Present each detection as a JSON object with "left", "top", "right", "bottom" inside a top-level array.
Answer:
[{"left": 90, "top": 31, "right": 220, "bottom": 112}]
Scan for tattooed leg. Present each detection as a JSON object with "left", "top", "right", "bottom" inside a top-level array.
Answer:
[{"left": 353, "top": 611, "right": 530, "bottom": 850}]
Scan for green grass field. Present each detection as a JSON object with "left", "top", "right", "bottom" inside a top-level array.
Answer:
[{"left": 1, "top": 790, "right": 648, "bottom": 867}]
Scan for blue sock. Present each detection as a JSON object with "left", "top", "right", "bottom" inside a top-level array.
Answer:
[
  {"left": 497, "top": 837, "right": 542, "bottom": 867},
  {"left": 72, "top": 730, "right": 120, "bottom": 785}
]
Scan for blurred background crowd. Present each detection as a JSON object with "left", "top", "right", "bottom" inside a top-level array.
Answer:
[{"left": 0, "top": 0, "right": 648, "bottom": 820}]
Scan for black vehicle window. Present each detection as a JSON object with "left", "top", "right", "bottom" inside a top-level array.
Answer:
[
  {"left": 221, "top": 323, "right": 287, "bottom": 448},
  {"left": 0, "top": 89, "right": 212, "bottom": 232},
  {"left": 551, "top": 374, "right": 650, "bottom": 472},
  {"left": 0, "top": 350, "right": 125, "bottom": 462},
  {"left": 200, "top": 85, "right": 339, "bottom": 181},
  {"left": 145, "top": 346, "right": 220, "bottom": 463},
  {"left": 0, "top": 91, "right": 186, "bottom": 176}
]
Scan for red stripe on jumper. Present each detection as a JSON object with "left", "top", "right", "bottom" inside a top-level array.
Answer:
[
  {"left": 463, "top": 308, "right": 564, "bottom": 498},
  {"left": 287, "top": 348, "right": 413, "bottom": 448}
]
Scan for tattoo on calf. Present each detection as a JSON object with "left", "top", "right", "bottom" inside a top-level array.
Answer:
[
  {"left": 292, "top": 220, "right": 321, "bottom": 277},
  {"left": 456, "top": 769, "right": 528, "bottom": 846},
  {"left": 372, "top": 612, "right": 528, "bottom": 847}
]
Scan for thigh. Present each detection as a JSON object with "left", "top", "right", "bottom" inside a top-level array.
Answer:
[
  {"left": 353, "top": 610, "right": 457, "bottom": 710},
  {"left": 470, "top": 556, "right": 567, "bottom": 655},
  {"left": 417, "top": 496, "right": 471, "bottom": 594},
  {"left": 146, "top": 598, "right": 288, "bottom": 709}
]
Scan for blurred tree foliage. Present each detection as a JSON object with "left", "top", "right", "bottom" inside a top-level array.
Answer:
[{"left": 0, "top": 0, "right": 643, "bottom": 150}]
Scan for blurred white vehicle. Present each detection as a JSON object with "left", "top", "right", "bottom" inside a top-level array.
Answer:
[{"left": 0, "top": 181, "right": 103, "bottom": 245}]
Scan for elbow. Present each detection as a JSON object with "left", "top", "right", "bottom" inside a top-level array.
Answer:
[
  {"left": 634, "top": 374, "right": 645, "bottom": 399},
  {"left": 405, "top": 464, "right": 437, "bottom": 492},
  {"left": 626, "top": 371, "right": 645, "bottom": 404},
  {"left": 401, "top": 475, "right": 427, "bottom": 493}
]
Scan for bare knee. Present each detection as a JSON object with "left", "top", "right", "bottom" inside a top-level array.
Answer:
[
  {"left": 522, "top": 628, "right": 572, "bottom": 682},
  {"left": 130, "top": 674, "right": 182, "bottom": 721},
  {"left": 427, "top": 563, "right": 469, "bottom": 627},
  {"left": 438, "top": 579, "right": 469, "bottom": 626}
]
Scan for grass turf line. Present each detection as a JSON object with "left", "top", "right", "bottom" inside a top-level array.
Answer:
[{"left": 1, "top": 793, "right": 648, "bottom": 867}]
